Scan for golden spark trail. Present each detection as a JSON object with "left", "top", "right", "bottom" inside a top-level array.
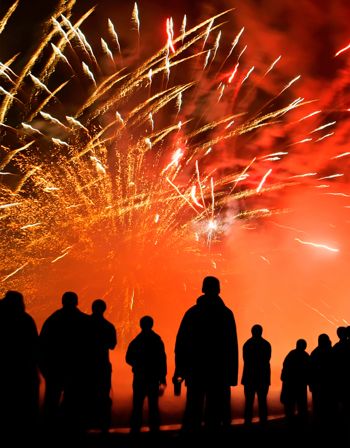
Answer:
[{"left": 294, "top": 238, "right": 339, "bottom": 253}]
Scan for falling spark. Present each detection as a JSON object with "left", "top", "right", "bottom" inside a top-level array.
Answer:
[
  {"left": 279, "top": 75, "right": 301, "bottom": 95},
  {"left": 310, "top": 121, "right": 336, "bottom": 134},
  {"left": 166, "top": 17, "right": 175, "bottom": 54},
  {"left": 132, "top": 3, "right": 140, "bottom": 35},
  {"left": 202, "top": 19, "right": 214, "bottom": 49},
  {"left": 101, "top": 38, "right": 114, "bottom": 62},
  {"left": 108, "top": 18, "right": 121, "bottom": 53},
  {"left": 145, "top": 138, "right": 152, "bottom": 149},
  {"left": 190, "top": 186, "right": 204, "bottom": 208},
  {"left": 0, "top": 202, "right": 21, "bottom": 209},
  {"left": 318, "top": 174, "right": 343, "bottom": 180},
  {"left": 332, "top": 152, "right": 350, "bottom": 159},
  {"left": 261, "top": 152, "right": 288, "bottom": 159},
  {"left": 237, "top": 45, "right": 247, "bottom": 61},
  {"left": 228, "top": 63, "right": 239, "bottom": 83},
  {"left": 256, "top": 169, "right": 272, "bottom": 193},
  {"left": 176, "top": 92, "right": 182, "bottom": 113},
  {"left": 325, "top": 192, "right": 350, "bottom": 198},
  {"left": 147, "top": 69, "right": 153, "bottom": 86},
  {"left": 51, "top": 43, "right": 72, "bottom": 69},
  {"left": 295, "top": 238, "right": 339, "bottom": 253},
  {"left": 0, "top": 86, "right": 15, "bottom": 98},
  {"left": 203, "top": 50, "right": 211, "bottom": 69},
  {"left": 1, "top": 263, "right": 28, "bottom": 283},
  {"left": 20, "top": 223, "right": 42, "bottom": 230},
  {"left": 264, "top": 55, "right": 281, "bottom": 76},
  {"left": 40, "top": 111, "right": 67, "bottom": 129},
  {"left": 162, "top": 148, "right": 184, "bottom": 173},
  {"left": 298, "top": 110, "right": 322, "bottom": 122},
  {"left": 90, "top": 156, "right": 106, "bottom": 174},
  {"left": 51, "top": 252, "right": 70, "bottom": 263},
  {"left": 52, "top": 138, "right": 69, "bottom": 146},
  {"left": 180, "top": 15, "right": 187, "bottom": 41},
  {"left": 130, "top": 289, "right": 135, "bottom": 310},
  {"left": 212, "top": 31, "right": 221, "bottom": 61},
  {"left": 66, "top": 116, "right": 89, "bottom": 132},
  {"left": 116, "top": 111, "right": 125, "bottom": 125},
  {"left": 228, "top": 27, "right": 244, "bottom": 58},
  {"left": 82, "top": 62, "right": 96, "bottom": 86},
  {"left": 241, "top": 66, "right": 254, "bottom": 85},
  {"left": 335, "top": 42, "right": 350, "bottom": 57},
  {"left": 29, "top": 72, "right": 52, "bottom": 95},
  {"left": 289, "top": 172, "right": 317, "bottom": 179},
  {"left": 21, "top": 123, "right": 43, "bottom": 135},
  {"left": 148, "top": 113, "right": 154, "bottom": 130},
  {"left": 217, "top": 83, "right": 225, "bottom": 102},
  {"left": 315, "top": 132, "right": 334, "bottom": 142},
  {"left": 291, "top": 138, "right": 313, "bottom": 145}
]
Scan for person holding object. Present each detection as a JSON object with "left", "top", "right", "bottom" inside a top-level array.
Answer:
[
  {"left": 174, "top": 276, "right": 238, "bottom": 433},
  {"left": 126, "top": 315, "right": 167, "bottom": 434}
]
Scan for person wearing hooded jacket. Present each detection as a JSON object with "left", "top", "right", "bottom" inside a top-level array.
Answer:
[{"left": 174, "top": 276, "right": 238, "bottom": 433}]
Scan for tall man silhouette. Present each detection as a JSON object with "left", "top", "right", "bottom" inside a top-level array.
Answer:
[
  {"left": 39, "top": 291, "right": 90, "bottom": 433},
  {"left": 174, "top": 276, "right": 238, "bottom": 433}
]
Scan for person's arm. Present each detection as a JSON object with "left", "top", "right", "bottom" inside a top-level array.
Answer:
[
  {"left": 125, "top": 340, "right": 135, "bottom": 367},
  {"left": 108, "top": 324, "right": 117, "bottom": 350},
  {"left": 229, "top": 311, "right": 239, "bottom": 386},
  {"left": 174, "top": 311, "right": 190, "bottom": 379},
  {"left": 159, "top": 339, "right": 167, "bottom": 385}
]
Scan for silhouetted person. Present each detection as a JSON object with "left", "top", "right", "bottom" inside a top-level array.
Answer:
[
  {"left": 332, "top": 326, "right": 350, "bottom": 421},
  {"left": 0, "top": 291, "right": 39, "bottom": 442},
  {"left": 126, "top": 316, "right": 167, "bottom": 434},
  {"left": 241, "top": 324, "right": 271, "bottom": 426},
  {"left": 88, "top": 299, "right": 117, "bottom": 432},
  {"left": 39, "top": 291, "right": 90, "bottom": 434},
  {"left": 309, "top": 334, "right": 335, "bottom": 426},
  {"left": 280, "top": 339, "right": 310, "bottom": 425},
  {"left": 174, "top": 276, "right": 238, "bottom": 433}
]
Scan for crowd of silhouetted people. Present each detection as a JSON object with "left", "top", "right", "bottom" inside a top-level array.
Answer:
[{"left": 1, "top": 276, "right": 350, "bottom": 444}]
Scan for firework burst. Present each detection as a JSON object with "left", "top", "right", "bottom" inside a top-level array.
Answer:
[{"left": 0, "top": 1, "right": 346, "bottom": 338}]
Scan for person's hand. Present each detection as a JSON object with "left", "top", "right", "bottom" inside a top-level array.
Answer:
[{"left": 158, "top": 383, "right": 166, "bottom": 396}]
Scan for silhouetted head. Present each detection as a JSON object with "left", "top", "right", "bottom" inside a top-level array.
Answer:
[
  {"left": 140, "top": 315, "right": 153, "bottom": 331},
  {"left": 337, "top": 326, "right": 347, "bottom": 341},
  {"left": 62, "top": 291, "right": 78, "bottom": 309},
  {"left": 251, "top": 324, "right": 263, "bottom": 338},
  {"left": 92, "top": 299, "right": 106, "bottom": 316},
  {"left": 318, "top": 333, "right": 331, "bottom": 349},
  {"left": 2, "top": 290, "right": 25, "bottom": 313},
  {"left": 296, "top": 339, "right": 307, "bottom": 351},
  {"left": 346, "top": 326, "right": 350, "bottom": 339},
  {"left": 202, "top": 276, "right": 220, "bottom": 295}
]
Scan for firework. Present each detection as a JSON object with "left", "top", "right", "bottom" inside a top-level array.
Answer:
[{"left": 0, "top": 0, "right": 346, "bottom": 338}]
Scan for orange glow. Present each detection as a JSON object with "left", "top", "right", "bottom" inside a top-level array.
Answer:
[{"left": 1, "top": 0, "right": 350, "bottom": 426}]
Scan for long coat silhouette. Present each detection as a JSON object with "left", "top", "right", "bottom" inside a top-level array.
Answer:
[
  {"left": 174, "top": 276, "right": 238, "bottom": 432},
  {"left": 39, "top": 291, "right": 91, "bottom": 431},
  {"left": 280, "top": 339, "right": 310, "bottom": 423},
  {"left": 241, "top": 324, "right": 271, "bottom": 425},
  {"left": 126, "top": 316, "right": 167, "bottom": 433},
  {"left": 89, "top": 299, "right": 117, "bottom": 431},
  {"left": 0, "top": 291, "right": 39, "bottom": 440},
  {"left": 332, "top": 326, "right": 350, "bottom": 419},
  {"left": 309, "top": 334, "right": 335, "bottom": 425}
]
